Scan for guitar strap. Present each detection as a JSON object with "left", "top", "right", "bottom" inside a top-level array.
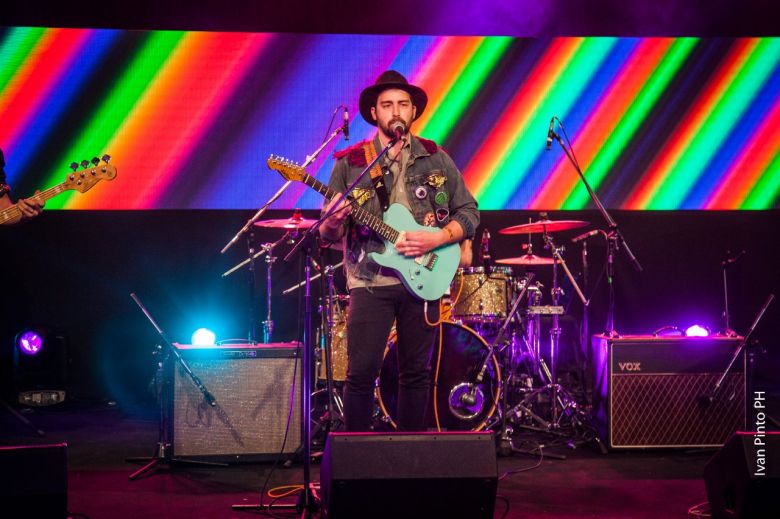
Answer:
[{"left": 362, "top": 141, "right": 390, "bottom": 212}]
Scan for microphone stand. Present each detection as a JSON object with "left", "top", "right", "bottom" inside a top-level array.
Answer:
[
  {"left": 234, "top": 131, "right": 401, "bottom": 516},
  {"left": 126, "top": 293, "right": 225, "bottom": 481},
  {"left": 702, "top": 294, "right": 774, "bottom": 407},
  {"left": 550, "top": 124, "right": 642, "bottom": 337},
  {"left": 720, "top": 250, "right": 745, "bottom": 337}
]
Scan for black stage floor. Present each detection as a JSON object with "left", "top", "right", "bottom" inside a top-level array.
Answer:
[{"left": 0, "top": 401, "right": 725, "bottom": 519}]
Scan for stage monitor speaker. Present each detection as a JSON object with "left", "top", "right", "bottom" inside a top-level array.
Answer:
[
  {"left": 591, "top": 335, "right": 745, "bottom": 448},
  {"left": 704, "top": 432, "right": 779, "bottom": 519},
  {"left": 171, "top": 342, "right": 301, "bottom": 462},
  {"left": 0, "top": 442, "right": 68, "bottom": 518},
  {"left": 321, "top": 432, "right": 497, "bottom": 519}
]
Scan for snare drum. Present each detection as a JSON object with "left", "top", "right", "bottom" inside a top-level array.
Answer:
[{"left": 450, "top": 266, "right": 514, "bottom": 323}]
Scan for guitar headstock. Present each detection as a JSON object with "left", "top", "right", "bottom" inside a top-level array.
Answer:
[
  {"left": 267, "top": 155, "right": 306, "bottom": 182},
  {"left": 64, "top": 155, "right": 117, "bottom": 193}
]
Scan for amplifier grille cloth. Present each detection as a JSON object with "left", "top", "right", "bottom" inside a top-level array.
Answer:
[
  {"left": 610, "top": 372, "right": 744, "bottom": 447},
  {"left": 173, "top": 356, "right": 300, "bottom": 457}
]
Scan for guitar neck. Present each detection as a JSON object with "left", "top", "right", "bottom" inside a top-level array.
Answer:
[
  {"left": 0, "top": 182, "right": 69, "bottom": 223},
  {"left": 302, "top": 173, "right": 400, "bottom": 243}
]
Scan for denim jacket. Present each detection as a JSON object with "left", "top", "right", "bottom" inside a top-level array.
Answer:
[{"left": 323, "top": 135, "right": 480, "bottom": 283}]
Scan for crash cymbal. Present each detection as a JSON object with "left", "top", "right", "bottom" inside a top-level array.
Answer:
[
  {"left": 499, "top": 219, "right": 589, "bottom": 235},
  {"left": 495, "top": 254, "right": 558, "bottom": 266},
  {"left": 253, "top": 216, "right": 317, "bottom": 229}
]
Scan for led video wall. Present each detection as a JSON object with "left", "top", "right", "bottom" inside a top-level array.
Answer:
[{"left": 1, "top": 28, "right": 778, "bottom": 209}]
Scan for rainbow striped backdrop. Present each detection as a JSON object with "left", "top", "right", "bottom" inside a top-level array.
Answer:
[{"left": 1, "top": 28, "right": 778, "bottom": 210}]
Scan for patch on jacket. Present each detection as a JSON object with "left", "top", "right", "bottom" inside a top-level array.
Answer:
[
  {"left": 350, "top": 188, "right": 374, "bottom": 206},
  {"left": 334, "top": 140, "right": 370, "bottom": 167}
]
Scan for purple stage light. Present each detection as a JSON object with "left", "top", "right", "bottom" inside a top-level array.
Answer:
[
  {"left": 17, "top": 330, "right": 44, "bottom": 355},
  {"left": 685, "top": 324, "right": 710, "bottom": 337}
]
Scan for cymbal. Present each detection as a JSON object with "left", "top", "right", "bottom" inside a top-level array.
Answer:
[
  {"left": 499, "top": 219, "right": 589, "bottom": 235},
  {"left": 253, "top": 217, "right": 317, "bottom": 229},
  {"left": 495, "top": 254, "right": 557, "bottom": 266}
]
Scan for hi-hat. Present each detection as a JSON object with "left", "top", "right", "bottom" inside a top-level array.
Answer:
[
  {"left": 499, "top": 219, "right": 589, "bottom": 235},
  {"left": 496, "top": 254, "right": 557, "bottom": 266},
  {"left": 254, "top": 216, "right": 317, "bottom": 229}
]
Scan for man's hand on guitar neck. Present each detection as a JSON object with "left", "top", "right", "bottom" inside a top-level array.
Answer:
[
  {"left": 0, "top": 190, "right": 44, "bottom": 225},
  {"left": 321, "top": 197, "right": 351, "bottom": 241},
  {"left": 17, "top": 192, "right": 45, "bottom": 220}
]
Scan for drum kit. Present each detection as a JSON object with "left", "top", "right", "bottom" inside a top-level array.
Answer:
[{"left": 242, "top": 211, "right": 598, "bottom": 451}]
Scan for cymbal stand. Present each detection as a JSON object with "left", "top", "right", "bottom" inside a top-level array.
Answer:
[
  {"left": 222, "top": 231, "right": 292, "bottom": 344},
  {"left": 540, "top": 230, "right": 588, "bottom": 427},
  {"left": 261, "top": 242, "right": 277, "bottom": 343}
]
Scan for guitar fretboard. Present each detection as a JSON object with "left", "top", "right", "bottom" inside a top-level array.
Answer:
[
  {"left": 302, "top": 173, "right": 400, "bottom": 243},
  {"left": 0, "top": 183, "right": 66, "bottom": 224}
]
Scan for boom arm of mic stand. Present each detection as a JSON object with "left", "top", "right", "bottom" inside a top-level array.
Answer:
[
  {"left": 220, "top": 124, "right": 346, "bottom": 254},
  {"left": 707, "top": 293, "right": 774, "bottom": 400},
  {"left": 551, "top": 131, "right": 642, "bottom": 272},
  {"left": 130, "top": 293, "right": 218, "bottom": 407}
]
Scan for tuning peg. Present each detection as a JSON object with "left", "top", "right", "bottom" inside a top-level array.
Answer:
[
  {"left": 102, "top": 154, "right": 111, "bottom": 163},
  {"left": 91, "top": 157, "right": 100, "bottom": 166},
  {"left": 69, "top": 162, "right": 79, "bottom": 171},
  {"left": 80, "top": 160, "right": 90, "bottom": 169}
]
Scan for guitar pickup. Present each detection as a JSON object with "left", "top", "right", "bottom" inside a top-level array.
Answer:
[{"left": 422, "top": 253, "right": 438, "bottom": 271}]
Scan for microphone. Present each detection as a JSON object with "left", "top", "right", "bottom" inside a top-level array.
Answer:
[
  {"left": 460, "top": 386, "right": 477, "bottom": 406},
  {"left": 390, "top": 120, "right": 407, "bottom": 141},
  {"left": 572, "top": 229, "right": 599, "bottom": 243},
  {"left": 545, "top": 116, "right": 555, "bottom": 151},
  {"left": 309, "top": 257, "right": 321, "bottom": 272},
  {"left": 343, "top": 106, "right": 349, "bottom": 141}
]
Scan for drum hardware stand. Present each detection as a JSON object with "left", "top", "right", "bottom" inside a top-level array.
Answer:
[
  {"left": 126, "top": 293, "right": 225, "bottom": 481},
  {"left": 223, "top": 231, "right": 293, "bottom": 343},
  {"left": 261, "top": 242, "right": 278, "bottom": 343},
  {"left": 720, "top": 250, "right": 745, "bottom": 337},
  {"left": 458, "top": 274, "right": 534, "bottom": 451},
  {"left": 540, "top": 226, "right": 588, "bottom": 426},
  {"left": 548, "top": 117, "right": 642, "bottom": 337},
  {"left": 501, "top": 229, "right": 605, "bottom": 454}
]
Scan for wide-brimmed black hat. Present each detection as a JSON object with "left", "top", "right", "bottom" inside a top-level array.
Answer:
[{"left": 359, "top": 70, "right": 428, "bottom": 126}]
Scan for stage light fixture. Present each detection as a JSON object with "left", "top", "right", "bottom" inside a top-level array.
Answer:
[
  {"left": 191, "top": 328, "right": 216, "bottom": 346},
  {"left": 685, "top": 324, "right": 710, "bottom": 337},
  {"left": 16, "top": 329, "right": 44, "bottom": 355},
  {"left": 12, "top": 327, "right": 68, "bottom": 406}
]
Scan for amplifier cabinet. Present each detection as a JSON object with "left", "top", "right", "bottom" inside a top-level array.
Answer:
[
  {"left": 170, "top": 342, "right": 301, "bottom": 462},
  {"left": 591, "top": 335, "right": 745, "bottom": 449}
]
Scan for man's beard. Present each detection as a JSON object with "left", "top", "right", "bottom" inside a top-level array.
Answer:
[{"left": 379, "top": 117, "right": 410, "bottom": 140}]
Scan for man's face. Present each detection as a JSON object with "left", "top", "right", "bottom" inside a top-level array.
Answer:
[{"left": 371, "top": 88, "right": 416, "bottom": 140}]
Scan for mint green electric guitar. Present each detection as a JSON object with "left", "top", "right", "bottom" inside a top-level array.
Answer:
[{"left": 267, "top": 156, "right": 460, "bottom": 301}]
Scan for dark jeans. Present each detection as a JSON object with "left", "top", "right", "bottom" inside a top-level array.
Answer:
[{"left": 344, "top": 284, "right": 439, "bottom": 432}]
